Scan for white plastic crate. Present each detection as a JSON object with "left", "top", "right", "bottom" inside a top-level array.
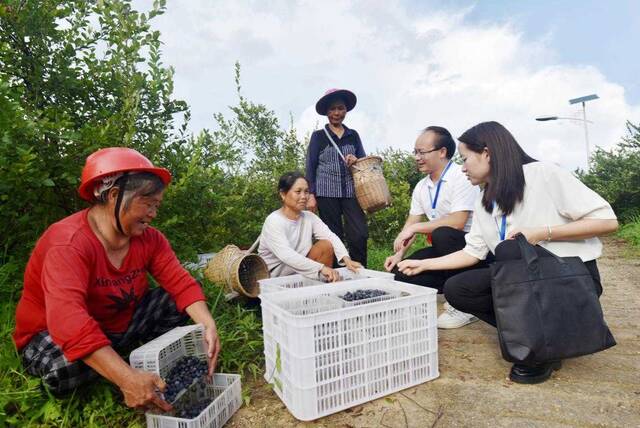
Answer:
[
  {"left": 129, "top": 325, "right": 242, "bottom": 427},
  {"left": 130, "top": 325, "right": 208, "bottom": 379},
  {"left": 258, "top": 267, "right": 394, "bottom": 294},
  {"left": 146, "top": 374, "right": 242, "bottom": 428},
  {"left": 266, "top": 353, "right": 436, "bottom": 421},
  {"left": 260, "top": 279, "right": 439, "bottom": 420}
]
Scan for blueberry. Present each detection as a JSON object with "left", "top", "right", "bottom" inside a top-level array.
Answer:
[
  {"left": 174, "top": 398, "right": 211, "bottom": 419},
  {"left": 163, "top": 356, "right": 208, "bottom": 403},
  {"left": 340, "top": 289, "right": 388, "bottom": 302}
]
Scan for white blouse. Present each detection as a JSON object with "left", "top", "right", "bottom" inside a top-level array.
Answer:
[
  {"left": 258, "top": 210, "right": 350, "bottom": 278},
  {"left": 463, "top": 162, "right": 617, "bottom": 262}
]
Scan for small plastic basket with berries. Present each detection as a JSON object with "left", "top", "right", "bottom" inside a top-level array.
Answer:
[{"left": 129, "top": 324, "right": 241, "bottom": 428}]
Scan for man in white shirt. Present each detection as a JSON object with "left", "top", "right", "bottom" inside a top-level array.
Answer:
[{"left": 384, "top": 126, "right": 482, "bottom": 329}]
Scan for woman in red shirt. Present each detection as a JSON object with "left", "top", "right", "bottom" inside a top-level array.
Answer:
[{"left": 13, "top": 148, "right": 220, "bottom": 412}]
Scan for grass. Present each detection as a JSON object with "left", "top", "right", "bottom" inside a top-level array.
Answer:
[
  {"left": 0, "top": 299, "right": 142, "bottom": 427},
  {"left": 0, "top": 239, "right": 420, "bottom": 426},
  {"left": 368, "top": 235, "right": 429, "bottom": 271},
  {"left": 617, "top": 215, "right": 640, "bottom": 248},
  {"left": 616, "top": 216, "right": 640, "bottom": 258}
]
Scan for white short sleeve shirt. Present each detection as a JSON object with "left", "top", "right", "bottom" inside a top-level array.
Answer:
[
  {"left": 409, "top": 162, "right": 480, "bottom": 232},
  {"left": 463, "top": 162, "right": 617, "bottom": 262}
]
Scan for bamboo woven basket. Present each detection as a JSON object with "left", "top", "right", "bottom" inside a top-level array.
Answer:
[
  {"left": 204, "top": 245, "right": 269, "bottom": 298},
  {"left": 350, "top": 156, "right": 392, "bottom": 214}
]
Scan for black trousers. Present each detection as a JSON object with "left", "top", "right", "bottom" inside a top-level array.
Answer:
[
  {"left": 316, "top": 197, "right": 368, "bottom": 267},
  {"left": 393, "top": 226, "right": 492, "bottom": 293},
  {"left": 444, "top": 239, "right": 602, "bottom": 327}
]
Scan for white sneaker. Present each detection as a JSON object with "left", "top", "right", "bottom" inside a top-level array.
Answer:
[{"left": 437, "top": 302, "right": 478, "bottom": 329}]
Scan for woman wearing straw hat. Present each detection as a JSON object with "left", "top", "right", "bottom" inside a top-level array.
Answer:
[
  {"left": 13, "top": 148, "right": 220, "bottom": 411},
  {"left": 306, "top": 88, "right": 368, "bottom": 266},
  {"left": 258, "top": 171, "right": 363, "bottom": 282}
]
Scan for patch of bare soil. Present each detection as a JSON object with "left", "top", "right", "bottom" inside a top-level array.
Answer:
[{"left": 227, "top": 238, "right": 640, "bottom": 427}]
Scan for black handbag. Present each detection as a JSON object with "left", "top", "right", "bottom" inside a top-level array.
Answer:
[{"left": 491, "top": 234, "right": 616, "bottom": 363}]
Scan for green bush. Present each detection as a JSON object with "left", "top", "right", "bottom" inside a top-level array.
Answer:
[
  {"left": 577, "top": 121, "right": 640, "bottom": 248},
  {"left": 0, "top": 1, "right": 307, "bottom": 272},
  {"left": 155, "top": 64, "right": 307, "bottom": 259},
  {"left": 367, "top": 147, "right": 420, "bottom": 246},
  {"left": 617, "top": 214, "right": 640, "bottom": 248},
  {"left": 0, "top": 0, "right": 187, "bottom": 274},
  {"left": 578, "top": 122, "right": 640, "bottom": 222}
]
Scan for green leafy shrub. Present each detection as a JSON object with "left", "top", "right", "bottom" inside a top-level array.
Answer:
[
  {"left": 367, "top": 147, "right": 421, "bottom": 246},
  {"left": 0, "top": 0, "right": 187, "bottom": 276},
  {"left": 155, "top": 64, "right": 307, "bottom": 258},
  {"left": 617, "top": 214, "right": 640, "bottom": 248},
  {"left": 578, "top": 122, "right": 640, "bottom": 222}
]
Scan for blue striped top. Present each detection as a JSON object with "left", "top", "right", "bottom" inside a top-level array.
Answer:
[{"left": 305, "top": 124, "right": 366, "bottom": 198}]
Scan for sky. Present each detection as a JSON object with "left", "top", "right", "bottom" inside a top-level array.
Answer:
[{"left": 133, "top": 0, "right": 640, "bottom": 170}]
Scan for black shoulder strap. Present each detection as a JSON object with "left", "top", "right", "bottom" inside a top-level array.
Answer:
[{"left": 114, "top": 174, "right": 129, "bottom": 235}]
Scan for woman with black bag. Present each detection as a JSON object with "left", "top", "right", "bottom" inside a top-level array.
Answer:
[{"left": 398, "top": 121, "right": 618, "bottom": 384}]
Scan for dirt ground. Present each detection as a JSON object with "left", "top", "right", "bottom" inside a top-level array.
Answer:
[{"left": 227, "top": 238, "right": 640, "bottom": 428}]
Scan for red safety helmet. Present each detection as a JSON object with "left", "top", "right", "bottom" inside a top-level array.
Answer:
[{"left": 78, "top": 147, "right": 171, "bottom": 201}]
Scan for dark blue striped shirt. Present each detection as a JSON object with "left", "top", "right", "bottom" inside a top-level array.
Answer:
[{"left": 306, "top": 124, "right": 366, "bottom": 198}]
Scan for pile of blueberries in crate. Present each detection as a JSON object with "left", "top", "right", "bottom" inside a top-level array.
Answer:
[
  {"left": 163, "top": 356, "right": 208, "bottom": 403},
  {"left": 174, "top": 400, "right": 211, "bottom": 419},
  {"left": 340, "top": 289, "right": 388, "bottom": 302},
  {"left": 161, "top": 355, "right": 218, "bottom": 419}
]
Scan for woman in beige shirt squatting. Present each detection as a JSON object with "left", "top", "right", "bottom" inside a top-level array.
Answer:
[
  {"left": 258, "top": 171, "right": 362, "bottom": 282},
  {"left": 398, "top": 121, "right": 618, "bottom": 384}
]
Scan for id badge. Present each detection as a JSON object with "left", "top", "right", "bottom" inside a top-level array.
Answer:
[{"left": 430, "top": 209, "right": 437, "bottom": 220}]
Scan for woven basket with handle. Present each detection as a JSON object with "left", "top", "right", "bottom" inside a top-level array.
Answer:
[
  {"left": 204, "top": 245, "right": 268, "bottom": 298},
  {"left": 350, "top": 156, "right": 392, "bottom": 214}
]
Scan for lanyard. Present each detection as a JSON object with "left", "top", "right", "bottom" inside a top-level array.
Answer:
[
  {"left": 492, "top": 201, "right": 507, "bottom": 241},
  {"left": 428, "top": 161, "right": 453, "bottom": 217}
]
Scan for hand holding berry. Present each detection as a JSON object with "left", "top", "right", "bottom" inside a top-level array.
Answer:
[
  {"left": 120, "top": 368, "right": 172, "bottom": 411},
  {"left": 320, "top": 265, "right": 341, "bottom": 282}
]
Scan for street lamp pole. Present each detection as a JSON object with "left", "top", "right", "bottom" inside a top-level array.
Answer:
[
  {"left": 569, "top": 94, "right": 599, "bottom": 165},
  {"left": 536, "top": 94, "right": 599, "bottom": 167},
  {"left": 581, "top": 103, "right": 590, "bottom": 164}
]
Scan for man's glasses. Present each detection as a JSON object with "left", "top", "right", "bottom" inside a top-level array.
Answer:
[{"left": 413, "top": 148, "right": 440, "bottom": 158}]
